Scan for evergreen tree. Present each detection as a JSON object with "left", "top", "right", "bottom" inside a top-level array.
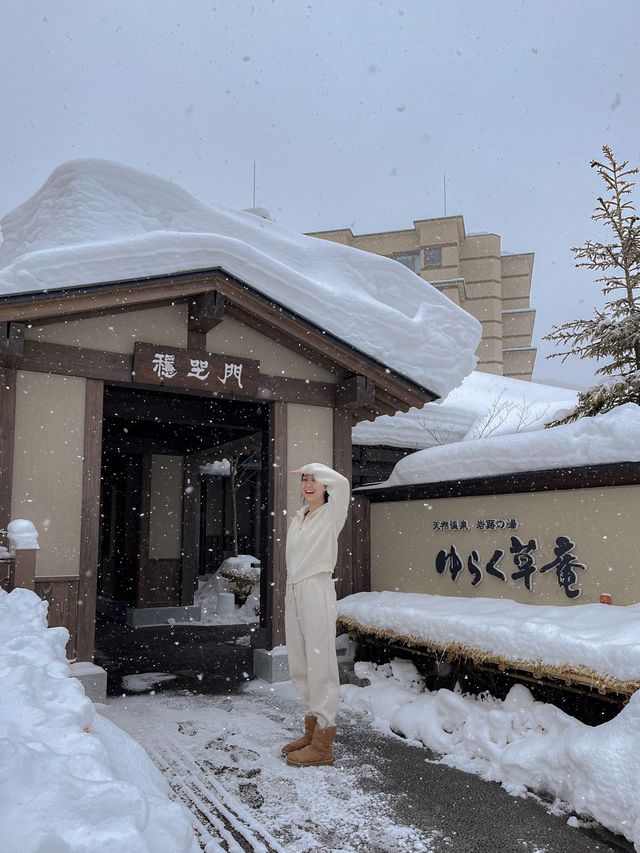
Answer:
[{"left": 544, "top": 146, "right": 640, "bottom": 423}]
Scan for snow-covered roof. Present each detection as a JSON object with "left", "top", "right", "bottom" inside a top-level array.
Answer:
[
  {"left": 353, "top": 371, "right": 578, "bottom": 449},
  {"left": 366, "top": 403, "right": 640, "bottom": 488},
  {"left": 0, "top": 159, "right": 482, "bottom": 398}
]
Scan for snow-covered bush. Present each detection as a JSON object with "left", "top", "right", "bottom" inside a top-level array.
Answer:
[{"left": 217, "top": 554, "right": 261, "bottom": 604}]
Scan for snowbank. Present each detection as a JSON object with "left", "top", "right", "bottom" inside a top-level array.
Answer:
[
  {"left": 341, "top": 660, "right": 640, "bottom": 850},
  {"left": 374, "top": 403, "right": 640, "bottom": 486},
  {"left": 337, "top": 591, "right": 640, "bottom": 684},
  {"left": 353, "top": 371, "right": 577, "bottom": 450},
  {"left": 0, "top": 159, "right": 481, "bottom": 398},
  {"left": 0, "top": 588, "right": 198, "bottom": 853}
]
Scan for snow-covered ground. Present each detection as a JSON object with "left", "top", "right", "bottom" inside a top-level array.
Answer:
[
  {"left": 102, "top": 682, "right": 437, "bottom": 853},
  {"left": 337, "top": 591, "right": 640, "bottom": 685},
  {"left": 2, "top": 584, "right": 632, "bottom": 851},
  {"left": 341, "top": 658, "right": 640, "bottom": 851},
  {"left": 369, "top": 402, "right": 640, "bottom": 487},
  {"left": 0, "top": 158, "right": 481, "bottom": 398},
  {"left": 0, "top": 587, "right": 199, "bottom": 853},
  {"left": 353, "top": 370, "right": 578, "bottom": 450}
]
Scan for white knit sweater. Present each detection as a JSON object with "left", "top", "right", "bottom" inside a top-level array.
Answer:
[{"left": 285, "top": 463, "right": 351, "bottom": 586}]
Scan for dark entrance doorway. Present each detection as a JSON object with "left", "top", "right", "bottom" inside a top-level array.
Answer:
[{"left": 95, "top": 384, "right": 268, "bottom": 690}]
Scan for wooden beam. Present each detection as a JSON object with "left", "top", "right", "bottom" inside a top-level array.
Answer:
[
  {"left": 264, "top": 401, "right": 287, "bottom": 649},
  {"left": 333, "top": 407, "right": 353, "bottom": 600},
  {"left": 0, "top": 367, "right": 16, "bottom": 532},
  {"left": 359, "top": 461, "right": 640, "bottom": 503},
  {"left": 263, "top": 376, "right": 335, "bottom": 408},
  {"left": 0, "top": 323, "right": 25, "bottom": 367},
  {"left": 335, "top": 375, "right": 375, "bottom": 409},
  {"left": 192, "top": 431, "right": 263, "bottom": 467},
  {"left": 76, "top": 379, "right": 104, "bottom": 662},
  {"left": 17, "top": 341, "right": 336, "bottom": 407},
  {"left": 188, "top": 291, "right": 225, "bottom": 334},
  {"left": 0, "top": 274, "right": 222, "bottom": 324},
  {"left": 21, "top": 340, "right": 132, "bottom": 382},
  {"left": 0, "top": 268, "right": 435, "bottom": 409},
  {"left": 216, "top": 276, "right": 434, "bottom": 409}
]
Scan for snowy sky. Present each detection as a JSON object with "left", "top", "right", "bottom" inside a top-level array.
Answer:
[{"left": 2, "top": 1, "right": 639, "bottom": 390}]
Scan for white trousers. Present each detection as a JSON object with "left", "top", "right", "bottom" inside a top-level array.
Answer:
[{"left": 284, "top": 573, "right": 340, "bottom": 729}]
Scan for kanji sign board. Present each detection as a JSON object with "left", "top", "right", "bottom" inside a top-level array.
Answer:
[{"left": 132, "top": 342, "right": 260, "bottom": 396}]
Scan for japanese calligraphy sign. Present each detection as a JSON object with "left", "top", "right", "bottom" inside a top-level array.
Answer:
[
  {"left": 132, "top": 342, "right": 261, "bottom": 396},
  {"left": 368, "top": 485, "right": 634, "bottom": 606}
]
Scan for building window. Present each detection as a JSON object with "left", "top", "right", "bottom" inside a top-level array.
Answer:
[
  {"left": 391, "top": 251, "right": 420, "bottom": 273},
  {"left": 423, "top": 247, "right": 443, "bottom": 269}
]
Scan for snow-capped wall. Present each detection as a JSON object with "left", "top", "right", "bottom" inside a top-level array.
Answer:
[
  {"left": 353, "top": 370, "right": 577, "bottom": 450},
  {"left": 0, "top": 159, "right": 482, "bottom": 399},
  {"left": 374, "top": 403, "right": 640, "bottom": 487}
]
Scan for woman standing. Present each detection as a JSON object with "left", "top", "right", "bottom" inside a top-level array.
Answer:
[{"left": 281, "top": 462, "right": 350, "bottom": 768}]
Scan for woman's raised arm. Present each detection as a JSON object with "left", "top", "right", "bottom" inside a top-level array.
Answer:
[{"left": 297, "top": 462, "right": 350, "bottom": 533}]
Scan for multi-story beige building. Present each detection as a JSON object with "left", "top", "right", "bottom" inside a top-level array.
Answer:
[{"left": 311, "top": 215, "right": 536, "bottom": 380}]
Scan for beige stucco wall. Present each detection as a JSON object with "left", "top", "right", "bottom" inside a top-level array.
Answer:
[
  {"left": 26, "top": 306, "right": 336, "bottom": 384},
  {"left": 206, "top": 317, "right": 336, "bottom": 383},
  {"left": 286, "top": 404, "right": 334, "bottom": 521},
  {"left": 12, "top": 371, "right": 85, "bottom": 577},
  {"left": 26, "top": 305, "right": 188, "bottom": 352},
  {"left": 370, "top": 487, "right": 640, "bottom": 605},
  {"left": 148, "top": 455, "right": 183, "bottom": 559}
]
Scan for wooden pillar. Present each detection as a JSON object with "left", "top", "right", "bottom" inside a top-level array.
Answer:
[
  {"left": 264, "top": 401, "right": 287, "bottom": 649},
  {"left": 0, "top": 366, "right": 16, "bottom": 533},
  {"left": 12, "top": 549, "right": 37, "bottom": 591},
  {"left": 181, "top": 457, "right": 201, "bottom": 606},
  {"left": 333, "top": 406, "right": 353, "bottom": 600},
  {"left": 352, "top": 496, "right": 371, "bottom": 593},
  {"left": 137, "top": 454, "right": 152, "bottom": 607},
  {"left": 76, "top": 379, "right": 104, "bottom": 662}
]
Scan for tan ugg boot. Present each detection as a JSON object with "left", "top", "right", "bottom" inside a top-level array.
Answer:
[
  {"left": 286, "top": 724, "right": 336, "bottom": 767},
  {"left": 281, "top": 715, "right": 317, "bottom": 756}
]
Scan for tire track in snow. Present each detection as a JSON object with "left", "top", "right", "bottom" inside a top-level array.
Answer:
[{"left": 143, "top": 733, "right": 286, "bottom": 853}]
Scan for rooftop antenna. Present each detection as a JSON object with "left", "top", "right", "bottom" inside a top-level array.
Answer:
[
  {"left": 443, "top": 173, "right": 447, "bottom": 217},
  {"left": 252, "top": 160, "right": 256, "bottom": 208}
]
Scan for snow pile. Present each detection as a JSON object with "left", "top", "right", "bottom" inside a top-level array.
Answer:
[
  {"left": 341, "top": 660, "right": 640, "bottom": 850},
  {"left": 0, "top": 159, "right": 481, "bottom": 398},
  {"left": 374, "top": 402, "right": 640, "bottom": 486},
  {"left": 194, "top": 561, "right": 260, "bottom": 625},
  {"left": 122, "top": 673, "right": 178, "bottom": 694},
  {"left": 337, "top": 591, "right": 640, "bottom": 683},
  {"left": 353, "top": 371, "right": 577, "bottom": 450},
  {"left": 0, "top": 587, "right": 198, "bottom": 853}
]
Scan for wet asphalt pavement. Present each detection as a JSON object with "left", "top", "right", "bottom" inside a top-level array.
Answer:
[{"left": 338, "top": 713, "right": 634, "bottom": 853}]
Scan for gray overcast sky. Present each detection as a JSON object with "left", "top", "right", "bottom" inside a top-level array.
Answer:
[{"left": 2, "top": 1, "right": 639, "bottom": 390}]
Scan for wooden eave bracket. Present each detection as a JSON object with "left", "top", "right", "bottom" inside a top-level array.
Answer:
[
  {"left": 0, "top": 323, "right": 25, "bottom": 366},
  {"left": 336, "top": 375, "right": 375, "bottom": 410},
  {"left": 188, "top": 291, "right": 225, "bottom": 335}
]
